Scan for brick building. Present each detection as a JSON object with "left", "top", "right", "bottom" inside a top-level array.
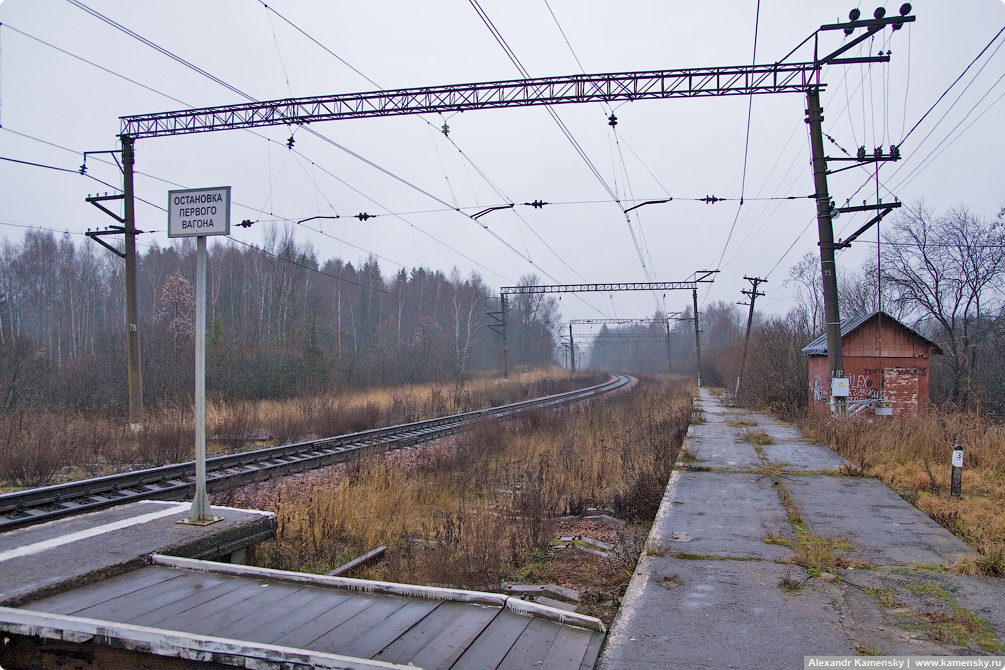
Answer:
[{"left": 802, "top": 311, "right": 942, "bottom": 415}]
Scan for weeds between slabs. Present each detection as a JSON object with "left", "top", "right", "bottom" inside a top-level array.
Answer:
[{"left": 799, "top": 411, "right": 1005, "bottom": 576}]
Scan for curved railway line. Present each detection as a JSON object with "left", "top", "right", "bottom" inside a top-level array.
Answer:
[{"left": 0, "top": 374, "right": 632, "bottom": 533}]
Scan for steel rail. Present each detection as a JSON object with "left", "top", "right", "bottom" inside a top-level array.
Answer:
[{"left": 0, "top": 375, "right": 631, "bottom": 532}]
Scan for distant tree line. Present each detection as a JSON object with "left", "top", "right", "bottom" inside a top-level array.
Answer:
[
  {"left": 583, "top": 203, "right": 1005, "bottom": 416},
  {"left": 0, "top": 225, "right": 560, "bottom": 416}
]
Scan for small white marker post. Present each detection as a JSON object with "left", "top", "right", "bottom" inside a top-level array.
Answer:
[
  {"left": 168, "top": 186, "right": 230, "bottom": 525},
  {"left": 950, "top": 445, "right": 964, "bottom": 499}
]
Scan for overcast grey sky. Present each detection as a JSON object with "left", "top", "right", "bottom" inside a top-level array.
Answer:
[{"left": 1, "top": 0, "right": 1003, "bottom": 327}]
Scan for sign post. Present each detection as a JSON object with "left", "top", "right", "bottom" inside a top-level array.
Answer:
[
  {"left": 168, "top": 186, "right": 230, "bottom": 524},
  {"left": 950, "top": 445, "right": 964, "bottom": 499}
]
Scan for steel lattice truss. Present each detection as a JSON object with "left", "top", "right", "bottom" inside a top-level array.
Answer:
[
  {"left": 120, "top": 63, "right": 821, "bottom": 139},
  {"left": 570, "top": 318, "right": 677, "bottom": 326},
  {"left": 501, "top": 281, "right": 701, "bottom": 295}
]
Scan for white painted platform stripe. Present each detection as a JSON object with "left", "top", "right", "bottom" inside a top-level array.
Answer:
[{"left": 0, "top": 502, "right": 190, "bottom": 563}]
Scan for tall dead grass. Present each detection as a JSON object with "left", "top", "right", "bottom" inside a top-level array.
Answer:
[
  {"left": 801, "top": 411, "right": 1005, "bottom": 573},
  {"left": 0, "top": 367, "right": 603, "bottom": 490},
  {"left": 251, "top": 374, "right": 693, "bottom": 590}
]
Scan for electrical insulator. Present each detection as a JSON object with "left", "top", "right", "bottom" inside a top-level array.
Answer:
[
  {"left": 890, "top": 145, "right": 900, "bottom": 160},
  {"left": 874, "top": 146, "right": 884, "bottom": 159},
  {"left": 857, "top": 146, "right": 867, "bottom": 160},
  {"left": 442, "top": 123, "right": 450, "bottom": 136},
  {"left": 527, "top": 200, "right": 547, "bottom": 209},
  {"left": 286, "top": 136, "right": 295, "bottom": 149},
  {"left": 356, "top": 212, "right": 374, "bottom": 221},
  {"left": 608, "top": 114, "right": 618, "bottom": 127},
  {"left": 79, "top": 163, "right": 87, "bottom": 175}
]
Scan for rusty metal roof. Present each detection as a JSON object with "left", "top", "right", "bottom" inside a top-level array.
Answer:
[{"left": 801, "top": 311, "right": 942, "bottom": 357}]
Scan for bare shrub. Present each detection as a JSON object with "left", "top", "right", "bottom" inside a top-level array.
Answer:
[{"left": 0, "top": 412, "right": 76, "bottom": 486}]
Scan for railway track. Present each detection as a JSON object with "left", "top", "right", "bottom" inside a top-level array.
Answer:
[{"left": 0, "top": 374, "right": 632, "bottom": 532}]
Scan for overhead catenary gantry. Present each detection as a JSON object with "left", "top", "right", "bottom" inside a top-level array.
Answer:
[
  {"left": 122, "top": 64, "right": 821, "bottom": 139},
  {"left": 104, "top": 7, "right": 913, "bottom": 416},
  {"left": 567, "top": 317, "right": 681, "bottom": 375},
  {"left": 500, "top": 274, "right": 716, "bottom": 381}
]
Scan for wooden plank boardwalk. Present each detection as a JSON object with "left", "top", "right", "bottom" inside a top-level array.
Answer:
[{"left": 11, "top": 555, "right": 604, "bottom": 669}]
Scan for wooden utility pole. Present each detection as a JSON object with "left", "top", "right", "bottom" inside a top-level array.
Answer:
[
  {"left": 569, "top": 323, "right": 576, "bottom": 373},
  {"left": 692, "top": 288, "right": 702, "bottom": 387},
  {"left": 665, "top": 317, "right": 673, "bottom": 374},
  {"left": 735, "top": 276, "right": 766, "bottom": 399}
]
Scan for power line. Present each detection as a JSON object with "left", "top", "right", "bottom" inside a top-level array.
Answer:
[
  {"left": 65, "top": 0, "right": 257, "bottom": 102},
  {"left": 223, "top": 235, "right": 397, "bottom": 297},
  {"left": 465, "top": 0, "right": 622, "bottom": 209},
  {"left": 260, "top": 3, "right": 594, "bottom": 289},
  {"left": 0, "top": 155, "right": 78, "bottom": 173},
  {"left": 0, "top": 22, "right": 189, "bottom": 107},
  {"left": 712, "top": 0, "right": 763, "bottom": 275},
  {"left": 10, "top": 13, "right": 532, "bottom": 285},
  {"left": 899, "top": 24, "right": 1005, "bottom": 145}
]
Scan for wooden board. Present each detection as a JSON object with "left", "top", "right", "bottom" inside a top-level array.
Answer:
[
  {"left": 240, "top": 589, "right": 361, "bottom": 645},
  {"left": 303, "top": 595, "right": 417, "bottom": 654},
  {"left": 333, "top": 599, "right": 440, "bottom": 660},
  {"left": 451, "top": 609, "right": 534, "bottom": 670},
  {"left": 496, "top": 617, "right": 562, "bottom": 670},
  {"left": 20, "top": 566, "right": 182, "bottom": 615},
  {"left": 17, "top": 564, "right": 605, "bottom": 669},
  {"left": 127, "top": 577, "right": 254, "bottom": 628},
  {"left": 269, "top": 593, "right": 389, "bottom": 649},
  {"left": 70, "top": 572, "right": 234, "bottom": 622},
  {"left": 541, "top": 624, "right": 594, "bottom": 670},
  {"left": 407, "top": 604, "right": 502, "bottom": 670},
  {"left": 204, "top": 584, "right": 317, "bottom": 640},
  {"left": 372, "top": 600, "right": 473, "bottom": 665},
  {"left": 171, "top": 581, "right": 304, "bottom": 635}
]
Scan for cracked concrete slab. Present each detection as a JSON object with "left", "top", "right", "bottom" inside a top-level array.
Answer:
[
  {"left": 683, "top": 405, "right": 764, "bottom": 471},
  {"left": 758, "top": 441, "right": 853, "bottom": 472},
  {"left": 649, "top": 471, "right": 795, "bottom": 561},
  {"left": 600, "top": 556, "right": 855, "bottom": 669},
  {"left": 783, "top": 475, "right": 974, "bottom": 567}
]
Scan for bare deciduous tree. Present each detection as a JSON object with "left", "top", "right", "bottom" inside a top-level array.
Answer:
[{"left": 883, "top": 203, "right": 1005, "bottom": 409}]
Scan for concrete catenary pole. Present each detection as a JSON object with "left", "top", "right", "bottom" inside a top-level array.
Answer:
[
  {"left": 805, "top": 88, "right": 845, "bottom": 414},
  {"left": 569, "top": 323, "right": 576, "bottom": 373},
  {"left": 121, "top": 136, "right": 144, "bottom": 431}
]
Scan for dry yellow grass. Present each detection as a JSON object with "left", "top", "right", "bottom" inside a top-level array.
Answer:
[
  {"left": 1, "top": 367, "right": 603, "bottom": 488},
  {"left": 800, "top": 411, "right": 1005, "bottom": 574},
  {"left": 249, "top": 374, "right": 694, "bottom": 589}
]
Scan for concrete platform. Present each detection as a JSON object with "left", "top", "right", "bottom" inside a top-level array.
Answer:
[
  {"left": 759, "top": 441, "right": 852, "bottom": 472},
  {"left": 599, "top": 389, "right": 999, "bottom": 667},
  {"left": 602, "top": 557, "right": 855, "bottom": 669},
  {"left": 648, "top": 471, "right": 795, "bottom": 561},
  {"left": 783, "top": 475, "right": 973, "bottom": 567},
  {"left": 0, "top": 500, "right": 277, "bottom": 606}
]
